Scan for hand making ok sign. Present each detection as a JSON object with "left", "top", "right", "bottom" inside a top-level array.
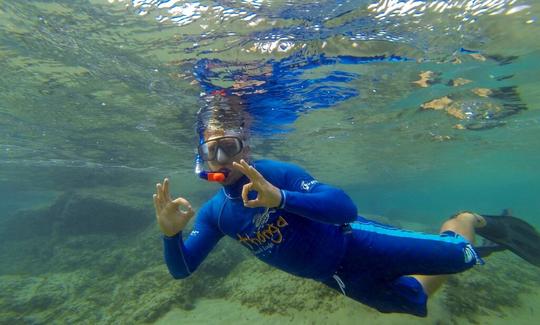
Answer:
[{"left": 232, "top": 159, "right": 282, "bottom": 209}]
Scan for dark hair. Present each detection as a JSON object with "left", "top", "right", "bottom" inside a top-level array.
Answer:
[{"left": 196, "top": 91, "right": 250, "bottom": 141}]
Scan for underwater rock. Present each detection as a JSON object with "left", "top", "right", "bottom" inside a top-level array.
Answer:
[
  {"left": 442, "top": 252, "right": 540, "bottom": 323},
  {"left": 449, "top": 78, "right": 472, "bottom": 87},
  {"left": 470, "top": 53, "right": 487, "bottom": 61},
  {"left": 0, "top": 192, "right": 153, "bottom": 240},
  {"left": 420, "top": 85, "right": 526, "bottom": 131},
  {"left": 413, "top": 71, "right": 441, "bottom": 88},
  {"left": 415, "top": 54, "right": 526, "bottom": 132},
  {"left": 51, "top": 192, "right": 153, "bottom": 236},
  {"left": 0, "top": 233, "right": 248, "bottom": 324},
  {"left": 101, "top": 240, "right": 248, "bottom": 323},
  {"left": 472, "top": 88, "right": 493, "bottom": 97},
  {"left": 0, "top": 272, "right": 85, "bottom": 324},
  {"left": 0, "top": 191, "right": 155, "bottom": 276},
  {"left": 421, "top": 96, "right": 453, "bottom": 110},
  {"left": 445, "top": 106, "right": 466, "bottom": 120},
  {"left": 227, "top": 259, "right": 340, "bottom": 316},
  {"left": 2, "top": 192, "right": 538, "bottom": 324}
]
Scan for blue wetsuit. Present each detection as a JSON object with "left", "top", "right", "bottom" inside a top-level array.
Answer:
[{"left": 163, "top": 160, "right": 482, "bottom": 317}]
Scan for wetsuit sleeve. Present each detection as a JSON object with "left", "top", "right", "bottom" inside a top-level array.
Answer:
[
  {"left": 282, "top": 184, "right": 357, "bottom": 224},
  {"left": 163, "top": 202, "right": 224, "bottom": 279},
  {"left": 273, "top": 162, "right": 357, "bottom": 224}
]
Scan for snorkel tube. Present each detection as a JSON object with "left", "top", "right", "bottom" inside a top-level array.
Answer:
[{"left": 194, "top": 153, "right": 229, "bottom": 182}]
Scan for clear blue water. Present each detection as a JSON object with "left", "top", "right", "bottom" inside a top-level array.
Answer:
[{"left": 1, "top": 0, "right": 539, "bottom": 323}]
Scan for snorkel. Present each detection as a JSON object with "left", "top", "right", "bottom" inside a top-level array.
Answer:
[{"left": 194, "top": 152, "right": 229, "bottom": 182}]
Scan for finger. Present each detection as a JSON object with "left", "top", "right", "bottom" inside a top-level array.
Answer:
[
  {"left": 163, "top": 178, "right": 171, "bottom": 199},
  {"left": 154, "top": 189, "right": 165, "bottom": 210},
  {"left": 242, "top": 160, "right": 265, "bottom": 182},
  {"left": 232, "top": 161, "right": 250, "bottom": 176},
  {"left": 156, "top": 183, "right": 162, "bottom": 200},
  {"left": 244, "top": 198, "right": 262, "bottom": 208},
  {"left": 153, "top": 194, "right": 160, "bottom": 215},
  {"left": 172, "top": 197, "right": 193, "bottom": 212},
  {"left": 240, "top": 159, "right": 253, "bottom": 173},
  {"left": 241, "top": 182, "right": 252, "bottom": 204},
  {"left": 247, "top": 165, "right": 264, "bottom": 182},
  {"left": 239, "top": 159, "right": 259, "bottom": 179}
]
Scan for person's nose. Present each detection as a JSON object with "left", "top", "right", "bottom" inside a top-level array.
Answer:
[{"left": 216, "top": 148, "right": 230, "bottom": 164}]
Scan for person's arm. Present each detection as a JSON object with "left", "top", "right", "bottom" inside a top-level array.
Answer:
[
  {"left": 153, "top": 178, "right": 224, "bottom": 279},
  {"left": 274, "top": 161, "right": 357, "bottom": 224},
  {"left": 163, "top": 205, "right": 223, "bottom": 279},
  {"left": 233, "top": 160, "right": 357, "bottom": 225},
  {"left": 280, "top": 183, "right": 357, "bottom": 224}
]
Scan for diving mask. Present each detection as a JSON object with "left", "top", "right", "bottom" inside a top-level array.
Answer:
[{"left": 194, "top": 136, "right": 244, "bottom": 182}]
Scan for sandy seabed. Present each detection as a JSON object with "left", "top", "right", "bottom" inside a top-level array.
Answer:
[
  {"left": 157, "top": 249, "right": 540, "bottom": 325},
  {"left": 2, "top": 198, "right": 538, "bottom": 325},
  {"left": 158, "top": 287, "right": 540, "bottom": 325}
]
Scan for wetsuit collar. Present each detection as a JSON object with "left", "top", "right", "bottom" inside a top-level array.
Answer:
[{"left": 222, "top": 175, "right": 249, "bottom": 199}]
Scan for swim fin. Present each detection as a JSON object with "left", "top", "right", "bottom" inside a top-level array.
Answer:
[
  {"left": 474, "top": 239, "right": 506, "bottom": 258},
  {"left": 476, "top": 211, "right": 540, "bottom": 267}
]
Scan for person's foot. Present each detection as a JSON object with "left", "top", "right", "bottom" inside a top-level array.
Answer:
[
  {"left": 451, "top": 211, "right": 487, "bottom": 228},
  {"left": 471, "top": 213, "right": 487, "bottom": 228}
]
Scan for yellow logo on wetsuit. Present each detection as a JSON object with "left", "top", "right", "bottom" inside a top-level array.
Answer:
[{"left": 236, "top": 216, "right": 288, "bottom": 251}]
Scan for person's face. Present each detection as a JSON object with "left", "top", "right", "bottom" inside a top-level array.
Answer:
[{"left": 202, "top": 130, "right": 249, "bottom": 185}]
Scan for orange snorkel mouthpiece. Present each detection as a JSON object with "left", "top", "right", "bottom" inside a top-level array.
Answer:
[{"left": 207, "top": 172, "right": 226, "bottom": 182}]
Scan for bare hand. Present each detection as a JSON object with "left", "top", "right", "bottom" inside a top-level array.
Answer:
[
  {"left": 232, "top": 159, "right": 282, "bottom": 208},
  {"left": 153, "top": 178, "right": 194, "bottom": 236}
]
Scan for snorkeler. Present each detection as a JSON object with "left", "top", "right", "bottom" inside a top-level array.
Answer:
[{"left": 153, "top": 90, "right": 540, "bottom": 317}]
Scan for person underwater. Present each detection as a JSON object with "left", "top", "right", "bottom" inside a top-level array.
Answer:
[{"left": 153, "top": 90, "right": 540, "bottom": 317}]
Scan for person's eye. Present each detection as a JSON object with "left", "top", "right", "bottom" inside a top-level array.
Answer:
[
  {"left": 221, "top": 139, "right": 238, "bottom": 150},
  {"left": 222, "top": 140, "right": 243, "bottom": 155},
  {"left": 206, "top": 141, "right": 218, "bottom": 152}
]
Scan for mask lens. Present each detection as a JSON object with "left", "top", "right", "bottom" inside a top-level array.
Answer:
[
  {"left": 198, "top": 136, "right": 242, "bottom": 161},
  {"left": 198, "top": 140, "right": 216, "bottom": 161},
  {"left": 219, "top": 137, "right": 242, "bottom": 157}
]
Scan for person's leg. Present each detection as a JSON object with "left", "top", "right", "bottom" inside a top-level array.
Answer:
[
  {"left": 323, "top": 217, "right": 483, "bottom": 317},
  {"left": 413, "top": 212, "right": 486, "bottom": 295}
]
